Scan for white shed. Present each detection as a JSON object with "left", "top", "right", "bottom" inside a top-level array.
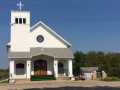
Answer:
[{"left": 80, "top": 67, "right": 99, "bottom": 79}]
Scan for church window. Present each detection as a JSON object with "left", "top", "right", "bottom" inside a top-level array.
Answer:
[
  {"left": 58, "top": 62, "right": 63, "bottom": 67},
  {"left": 16, "top": 63, "right": 24, "bottom": 68},
  {"left": 41, "top": 63, "right": 45, "bottom": 68},
  {"left": 15, "top": 18, "right": 18, "bottom": 24},
  {"left": 19, "top": 18, "right": 22, "bottom": 24},
  {"left": 15, "top": 18, "right": 26, "bottom": 24},
  {"left": 36, "top": 64, "right": 40, "bottom": 68},
  {"left": 23, "top": 18, "right": 26, "bottom": 24}
]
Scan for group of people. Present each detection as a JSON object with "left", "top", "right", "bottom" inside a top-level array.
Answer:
[{"left": 75, "top": 71, "right": 86, "bottom": 80}]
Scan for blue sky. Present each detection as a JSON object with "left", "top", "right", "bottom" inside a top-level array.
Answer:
[{"left": 0, "top": 0, "right": 120, "bottom": 69}]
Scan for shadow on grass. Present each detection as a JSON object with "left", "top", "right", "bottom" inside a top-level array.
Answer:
[{"left": 8, "top": 86, "right": 120, "bottom": 90}]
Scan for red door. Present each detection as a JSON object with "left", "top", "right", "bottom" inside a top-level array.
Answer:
[
  {"left": 34, "top": 62, "right": 41, "bottom": 75},
  {"left": 40, "top": 62, "right": 47, "bottom": 75},
  {"left": 34, "top": 60, "right": 47, "bottom": 75}
]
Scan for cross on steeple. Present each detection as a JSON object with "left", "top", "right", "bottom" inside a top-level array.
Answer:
[{"left": 17, "top": 1, "right": 24, "bottom": 11}]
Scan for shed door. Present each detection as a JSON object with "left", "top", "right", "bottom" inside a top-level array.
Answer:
[{"left": 85, "top": 73, "right": 92, "bottom": 78}]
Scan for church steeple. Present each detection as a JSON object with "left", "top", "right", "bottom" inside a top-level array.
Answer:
[
  {"left": 10, "top": 2, "right": 30, "bottom": 25},
  {"left": 10, "top": 2, "right": 30, "bottom": 52}
]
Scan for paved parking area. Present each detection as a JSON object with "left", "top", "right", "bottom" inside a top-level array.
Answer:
[{"left": 0, "top": 80, "right": 120, "bottom": 90}]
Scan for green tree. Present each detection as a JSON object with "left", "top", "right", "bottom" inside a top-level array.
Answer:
[
  {"left": 73, "top": 50, "right": 120, "bottom": 77},
  {"left": 73, "top": 51, "right": 86, "bottom": 74},
  {"left": 85, "top": 51, "right": 97, "bottom": 67},
  {"left": 96, "top": 51, "right": 105, "bottom": 69}
]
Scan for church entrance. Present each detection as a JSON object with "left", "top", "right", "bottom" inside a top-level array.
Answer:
[
  {"left": 34, "top": 59, "right": 47, "bottom": 75},
  {"left": 16, "top": 63, "right": 25, "bottom": 78},
  {"left": 58, "top": 62, "right": 64, "bottom": 76}
]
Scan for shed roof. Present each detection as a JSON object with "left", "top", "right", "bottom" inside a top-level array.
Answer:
[{"left": 80, "top": 67, "right": 99, "bottom": 73}]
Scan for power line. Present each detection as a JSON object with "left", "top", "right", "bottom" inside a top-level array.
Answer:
[{"left": 0, "top": 59, "right": 9, "bottom": 63}]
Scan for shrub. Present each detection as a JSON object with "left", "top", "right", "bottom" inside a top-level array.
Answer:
[
  {"left": 101, "top": 77, "right": 120, "bottom": 81},
  {"left": 0, "top": 80, "right": 9, "bottom": 83}
]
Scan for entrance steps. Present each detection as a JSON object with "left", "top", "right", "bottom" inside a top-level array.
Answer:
[
  {"left": 56, "top": 76, "right": 70, "bottom": 80},
  {"left": 14, "top": 79, "right": 30, "bottom": 83},
  {"left": 31, "top": 75, "right": 56, "bottom": 81}
]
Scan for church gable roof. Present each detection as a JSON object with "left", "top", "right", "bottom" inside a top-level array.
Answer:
[{"left": 30, "top": 21, "right": 71, "bottom": 47}]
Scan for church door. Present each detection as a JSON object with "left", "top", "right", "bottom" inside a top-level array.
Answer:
[
  {"left": 58, "top": 62, "right": 64, "bottom": 76},
  {"left": 34, "top": 59, "right": 47, "bottom": 75},
  {"left": 16, "top": 63, "right": 25, "bottom": 78}
]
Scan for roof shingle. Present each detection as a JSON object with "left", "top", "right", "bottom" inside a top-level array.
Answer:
[{"left": 8, "top": 48, "right": 74, "bottom": 58}]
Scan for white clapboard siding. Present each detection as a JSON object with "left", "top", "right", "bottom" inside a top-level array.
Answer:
[
  {"left": 30, "top": 24, "right": 67, "bottom": 48},
  {"left": 11, "top": 24, "right": 30, "bottom": 52}
]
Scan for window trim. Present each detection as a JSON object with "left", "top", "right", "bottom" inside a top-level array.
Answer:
[{"left": 15, "top": 17, "right": 26, "bottom": 24}]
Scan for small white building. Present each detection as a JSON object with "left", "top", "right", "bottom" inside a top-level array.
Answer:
[
  {"left": 6, "top": 3, "right": 74, "bottom": 82},
  {"left": 80, "top": 67, "right": 99, "bottom": 79}
]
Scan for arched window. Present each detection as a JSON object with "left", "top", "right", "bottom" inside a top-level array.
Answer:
[{"left": 16, "top": 63, "right": 24, "bottom": 68}]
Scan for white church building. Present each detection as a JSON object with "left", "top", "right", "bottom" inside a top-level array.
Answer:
[{"left": 6, "top": 2, "right": 74, "bottom": 82}]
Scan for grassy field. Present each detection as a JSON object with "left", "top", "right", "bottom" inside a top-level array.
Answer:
[{"left": 0, "top": 69, "right": 9, "bottom": 80}]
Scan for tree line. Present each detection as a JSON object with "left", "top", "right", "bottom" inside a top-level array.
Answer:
[{"left": 73, "top": 51, "right": 120, "bottom": 77}]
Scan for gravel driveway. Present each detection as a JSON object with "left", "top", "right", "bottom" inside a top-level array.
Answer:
[{"left": 0, "top": 80, "right": 120, "bottom": 90}]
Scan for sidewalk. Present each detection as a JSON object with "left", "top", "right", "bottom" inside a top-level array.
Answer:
[{"left": 12, "top": 79, "right": 101, "bottom": 84}]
